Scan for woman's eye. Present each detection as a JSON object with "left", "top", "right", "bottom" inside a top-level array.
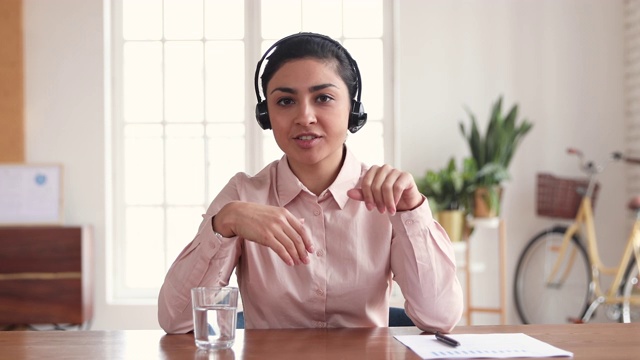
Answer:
[
  {"left": 316, "top": 95, "right": 333, "bottom": 103},
  {"left": 276, "top": 98, "right": 294, "bottom": 106}
]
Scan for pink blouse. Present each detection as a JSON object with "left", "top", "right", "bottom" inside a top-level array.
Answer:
[{"left": 158, "top": 148, "right": 463, "bottom": 333}]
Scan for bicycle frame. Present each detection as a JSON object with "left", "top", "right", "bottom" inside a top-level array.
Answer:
[{"left": 546, "top": 195, "right": 640, "bottom": 322}]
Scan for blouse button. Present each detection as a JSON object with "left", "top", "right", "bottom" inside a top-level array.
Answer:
[
  {"left": 316, "top": 289, "right": 324, "bottom": 296},
  {"left": 316, "top": 249, "right": 325, "bottom": 257},
  {"left": 314, "top": 210, "right": 321, "bottom": 216},
  {"left": 405, "top": 219, "right": 414, "bottom": 225}
]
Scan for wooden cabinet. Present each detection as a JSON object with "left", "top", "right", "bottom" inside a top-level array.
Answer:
[{"left": 0, "top": 226, "right": 92, "bottom": 327}]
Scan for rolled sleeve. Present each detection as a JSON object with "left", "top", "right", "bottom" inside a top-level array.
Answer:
[
  {"left": 390, "top": 199, "right": 463, "bottom": 332},
  {"left": 157, "top": 213, "right": 241, "bottom": 334}
]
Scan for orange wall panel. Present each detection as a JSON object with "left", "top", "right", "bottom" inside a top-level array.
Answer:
[{"left": 0, "top": 0, "right": 24, "bottom": 162}]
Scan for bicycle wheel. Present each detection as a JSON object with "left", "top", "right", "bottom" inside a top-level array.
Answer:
[
  {"left": 620, "top": 257, "right": 640, "bottom": 322},
  {"left": 514, "top": 226, "right": 592, "bottom": 324}
]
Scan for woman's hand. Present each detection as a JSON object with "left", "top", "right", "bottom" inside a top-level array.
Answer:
[
  {"left": 347, "top": 164, "right": 424, "bottom": 215},
  {"left": 213, "top": 201, "right": 314, "bottom": 266}
]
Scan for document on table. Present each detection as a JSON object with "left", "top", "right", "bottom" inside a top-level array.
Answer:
[{"left": 394, "top": 333, "right": 573, "bottom": 359}]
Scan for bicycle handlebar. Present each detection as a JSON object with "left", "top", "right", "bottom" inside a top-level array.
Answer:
[
  {"left": 565, "top": 148, "right": 630, "bottom": 176},
  {"left": 566, "top": 147, "right": 582, "bottom": 156},
  {"left": 619, "top": 153, "right": 640, "bottom": 165}
]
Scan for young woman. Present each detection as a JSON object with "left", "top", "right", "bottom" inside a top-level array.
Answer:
[{"left": 158, "top": 33, "right": 463, "bottom": 333}]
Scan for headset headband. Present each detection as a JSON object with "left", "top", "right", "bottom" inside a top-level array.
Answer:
[{"left": 253, "top": 32, "right": 363, "bottom": 105}]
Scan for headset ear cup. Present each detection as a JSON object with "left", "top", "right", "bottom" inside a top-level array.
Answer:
[
  {"left": 348, "top": 100, "right": 367, "bottom": 133},
  {"left": 255, "top": 101, "right": 271, "bottom": 130}
]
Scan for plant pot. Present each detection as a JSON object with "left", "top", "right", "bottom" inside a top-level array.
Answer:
[
  {"left": 473, "top": 186, "right": 503, "bottom": 218},
  {"left": 437, "top": 209, "right": 466, "bottom": 242}
]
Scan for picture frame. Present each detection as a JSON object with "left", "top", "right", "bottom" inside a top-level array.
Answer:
[{"left": 0, "top": 164, "right": 64, "bottom": 225}]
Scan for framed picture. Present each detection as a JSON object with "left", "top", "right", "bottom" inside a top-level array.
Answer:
[{"left": 0, "top": 164, "right": 63, "bottom": 225}]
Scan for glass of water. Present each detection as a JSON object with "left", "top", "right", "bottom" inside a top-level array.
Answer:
[{"left": 191, "top": 286, "right": 239, "bottom": 350}]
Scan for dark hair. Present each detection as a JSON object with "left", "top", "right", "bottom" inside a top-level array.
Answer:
[{"left": 260, "top": 35, "right": 358, "bottom": 101}]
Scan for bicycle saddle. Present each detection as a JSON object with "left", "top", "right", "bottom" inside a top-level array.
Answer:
[{"left": 628, "top": 196, "right": 640, "bottom": 211}]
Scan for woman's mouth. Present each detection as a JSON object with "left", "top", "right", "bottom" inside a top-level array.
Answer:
[
  {"left": 293, "top": 134, "right": 321, "bottom": 148},
  {"left": 296, "top": 135, "right": 318, "bottom": 140}
]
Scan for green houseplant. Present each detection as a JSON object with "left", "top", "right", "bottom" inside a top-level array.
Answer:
[
  {"left": 417, "top": 157, "right": 475, "bottom": 241},
  {"left": 459, "top": 95, "right": 533, "bottom": 217}
]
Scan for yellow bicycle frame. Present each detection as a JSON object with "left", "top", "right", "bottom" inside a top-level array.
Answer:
[{"left": 546, "top": 197, "right": 640, "bottom": 315}]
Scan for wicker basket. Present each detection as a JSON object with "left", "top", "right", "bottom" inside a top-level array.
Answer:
[{"left": 536, "top": 173, "right": 600, "bottom": 219}]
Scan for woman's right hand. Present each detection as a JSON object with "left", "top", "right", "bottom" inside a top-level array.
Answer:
[{"left": 213, "top": 201, "right": 314, "bottom": 266}]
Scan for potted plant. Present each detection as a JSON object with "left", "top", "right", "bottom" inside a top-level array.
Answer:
[
  {"left": 459, "top": 95, "right": 533, "bottom": 217},
  {"left": 417, "top": 157, "right": 475, "bottom": 242}
]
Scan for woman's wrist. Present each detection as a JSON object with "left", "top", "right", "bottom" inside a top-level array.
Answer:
[
  {"left": 211, "top": 202, "right": 239, "bottom": 238},
  {"left": 396, "top": 191, "right": 426, "bottom": 212}
]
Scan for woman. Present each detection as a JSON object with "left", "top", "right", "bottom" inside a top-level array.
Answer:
[{"left": 158, "top": 32, "right": 463, "bottom": 333}]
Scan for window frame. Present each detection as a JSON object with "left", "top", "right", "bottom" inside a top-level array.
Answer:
[{"left": 109, "top": 0, "right": 395, "bottom": 302}]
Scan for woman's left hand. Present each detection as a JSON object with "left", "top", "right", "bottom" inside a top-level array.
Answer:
[{"left": 346, "top": 164, "right": 424, "bottom": 215}]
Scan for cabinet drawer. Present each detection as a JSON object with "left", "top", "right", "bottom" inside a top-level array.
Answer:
[
  {"left": 0, "top": 279, "right": 83, "bottom": 324},
  {"left": 0, "top": 227, "right": 82, "bottom": 273},
  {"left": 0, "top": 226, "right": 92, "bottom": 325}
]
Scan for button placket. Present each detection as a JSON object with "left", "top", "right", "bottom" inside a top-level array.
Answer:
[{"left": 308, "top": 201, "right": 327, "bottom": 328}]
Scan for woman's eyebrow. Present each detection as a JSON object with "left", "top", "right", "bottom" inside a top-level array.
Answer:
[
  {"left": 269, "top": 83, "right": 338, "bottom": 95},
  {"left": 270, "top": 86, "right": 295, "bottom": 95},
  {"left": 309, "top": 83, "right": 338, "bottom": 92}
]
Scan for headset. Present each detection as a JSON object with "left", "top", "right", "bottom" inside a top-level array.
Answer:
[{"left": 254, "top": 32, "right": 367, "bottom": 133}]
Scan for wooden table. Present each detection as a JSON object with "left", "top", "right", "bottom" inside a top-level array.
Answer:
[{"left": 0, "top": 323, "right": 638, "bottom": 359}]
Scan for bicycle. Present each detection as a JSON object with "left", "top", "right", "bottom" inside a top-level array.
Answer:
[{"left": 513, "top": 148, "right": 640, "bottom": 324}]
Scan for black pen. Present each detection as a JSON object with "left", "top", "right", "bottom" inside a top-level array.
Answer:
[{"left": 435, "top": 331, "right": 460, "bottom": 347}]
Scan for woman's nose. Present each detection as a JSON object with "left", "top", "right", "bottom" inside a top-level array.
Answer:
[{"left": 295, "top": 101, "right": 317, "bottom": 126}]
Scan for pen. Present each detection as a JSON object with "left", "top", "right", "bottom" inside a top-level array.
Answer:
[{"left": 435, "top": 331, "right": 460, "bottom": 347}]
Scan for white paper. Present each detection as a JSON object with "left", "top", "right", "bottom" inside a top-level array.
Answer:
[{"left": 394, "top": 333, "right": 573, "bottom": 359}]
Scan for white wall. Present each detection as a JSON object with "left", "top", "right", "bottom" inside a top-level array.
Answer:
[
  {"left": 23, "top": 0, "right": 626, "bottom": 329},
  {"left": 23, "top": 0, "right": 158, "bottom": 329},
  {"left": 397, "top": 0, "right": 626, "bottom": 324}
]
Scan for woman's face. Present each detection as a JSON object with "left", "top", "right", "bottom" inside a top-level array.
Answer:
[{"left": 266, "top": 58, "right": 351, "bottom": 174}]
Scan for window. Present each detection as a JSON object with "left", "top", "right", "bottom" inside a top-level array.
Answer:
[{"left": 112, "top": 0, "right": 393, "bottom": 300}]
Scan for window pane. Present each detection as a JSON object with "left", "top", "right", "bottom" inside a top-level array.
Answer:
[
  {"left": 165, "top": 42, "right": 204, "bottom": 122},
  {"left": 165, "top": 123, "right": 204, "bottom": 137},
  {"left": 125, "top": 124, "right": 163, "bottom": 137},
  {"left": 123, "top": 42, "right": 163, "bottom": 122},
  {"left": 207, "top": 124, "right": 246, "bottom": 196},
  {"left": 344, "top": 39, "right": 383, "bottom": 120},
  {"left": 343, "top": 0, "right": 383, "bottom": 37},
  {"left": 166, "top": 125, "right": 205, "bottom": 204},
  {"left": 123, "top": 0, "right": 162, "bottom": 40},
  {"left": 204, "top": 0, "right": 244, "bottom": 39},
  {"left": 261, "top": 0, "right": 301, "bottom": 39},
  {"left": 301, "top": 0, "right": 342, "bottom": 37},
  {"left": 205, "top": 41, "right": 245, "bottom": 123},
  {"left": 124, "top": 131, "right": 164, "bottom": 205},
  {"left": 347, "top": 120, "right": 383, "bottom": 166},
  {"left": 125, "top": 206, "right": 165, "bottom": 288},
  {"left": 164, "top": 0, "right": 204, "bottom": 40},
  {"left": 166, "top": 206, "right": 205, "bottom": 268}
]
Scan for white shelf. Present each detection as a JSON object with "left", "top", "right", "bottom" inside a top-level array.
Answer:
[
  {"left": 464, "top": 217, "right": 507, "bottom": 325},
  {"left": 466, "top": 216, "right": 500, "bottom": 228}
]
